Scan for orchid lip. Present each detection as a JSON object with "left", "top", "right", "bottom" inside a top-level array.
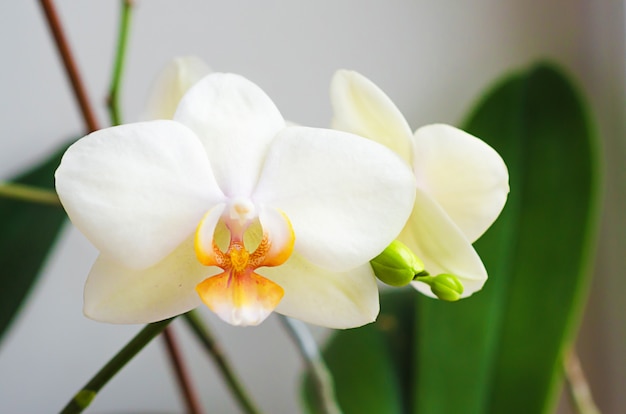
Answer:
[{"left": 193, "top": 203, "right": 295, "bottom": 326}]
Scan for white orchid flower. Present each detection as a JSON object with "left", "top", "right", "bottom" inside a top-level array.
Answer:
[
  {"left": 55, "top": 72, "right": 416, "bottom": 328},
  {"left": 330, "top": 70, "right": 509, "bottom": 298}
]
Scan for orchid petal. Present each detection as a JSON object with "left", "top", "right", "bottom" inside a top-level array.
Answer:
[
  {"left": 261, "top": 253, "right": 379, "bottom": 329},
  {"left": 55, "top": 121, "right": 224, "bottom": 269},
  {"left": 330, "top": 70, "right": 413, "bottom": 164},
  {"left": 412, "top": 124, "right": 509, "bottom": 242},
  {"left": 143, "top": 56, "right": 212, "bottom": 120},
  {"left": 255, "top": 126, "right": 416, "bottom": 272},
  {"left": 401, "top": 189, "right": 487, "bottom": 298},
  {"left": 195, "top": 203, "right": 227, "bottom": 266},
  {"left": 174, "top": 73, "right": 286, "bottom": 197},
  {"left": 256, "top": 207, "right": 295, "bottom": 267},
  {"left": 84, "top": 237, "right": 219, "bottom": 324}
]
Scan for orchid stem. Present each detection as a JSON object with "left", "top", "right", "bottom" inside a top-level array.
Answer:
[
  {"left": 40, "top": 2, "right": 200, "bottom": 412},
  {"left": 0, "top": 182, "right": 61, "bottom": 206},
  {"left": 107, "top": 0, "right": 133, "bottom": 126},
  {"left": 162, "top": 325, "right": 203, "bottom": 414},
  {"left": 106, "top": 3, "right": 203, "bottom": 412},
  {"left": 59, "top": 318, "right": 174, "bottom": 413},
  {"left": 564, "top": 350, "right": 601, "bottom": 414},
  {"left": 38, "top": 0, "right": 100, "bottom": 133},
  {"left": 278, "top": 315, "right": 343, "bottom": 414},
  {"left": 182, "top": 310, "right": 263, "bottom": 414}
]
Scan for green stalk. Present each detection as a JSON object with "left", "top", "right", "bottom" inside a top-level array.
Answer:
[
  {"left": 0, "top": 182, "right": 61, "bottom": 206},
  {"left": 41, "top": 1, "right": 201, "bottom": 412},
  {"left": 278, "top": 315, "right": 343, "bottom": 414},
  {"left": 182, "top": 310, "right": 263, "bottom": 414},
  {"left": 564, "top": 351, "right": 601, "bottom": 414},
  {"left": 107, "top": 0, "right": 133, "bottom": 126},
  {"left": 60, "top": 318, "right": 174, "bottom": 413},
  {"left": 108, "top": 2, "right": 205, "bottom": 412}
]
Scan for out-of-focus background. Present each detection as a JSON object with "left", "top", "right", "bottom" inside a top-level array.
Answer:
[{"left": 0, "top": 1, "right": 624, "bottom": 412}]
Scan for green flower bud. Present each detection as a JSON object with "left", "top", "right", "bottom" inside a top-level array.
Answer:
[
  {"left": 429, "top": 274, "right": 464, "bottom": 301},
  {"left": 370, "top": 240, "right": 425, "bottom": 287}
]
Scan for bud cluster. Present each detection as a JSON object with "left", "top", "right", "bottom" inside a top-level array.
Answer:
[{"left": 371, "top": 240, "right": 464, "bottom": 301}]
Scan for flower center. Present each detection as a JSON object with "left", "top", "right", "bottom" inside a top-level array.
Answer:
[
  {"left": 193, "top": 202, "right": 295, "bottom": 326},
  {"left": 228, "top": 197, "right": 256, "bottom": 227},
  {"left": 229, "top": 242, "right": 250, "bottom": 272}
]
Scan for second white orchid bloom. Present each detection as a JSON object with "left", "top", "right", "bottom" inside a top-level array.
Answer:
[
  {"left": 142, "top": 56, "right": 211, "bottom": 120},
  {"left": 330, "top": 70, "right": 509, "bottom": 298},
  {"left": 55, "top": 73, "right": 416, "bottom": 328}
]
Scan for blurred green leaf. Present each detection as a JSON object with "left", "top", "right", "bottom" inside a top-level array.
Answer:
[
  {"left": 302, "top": 289, "right": 417, "bottom": 414},
  {"left": 0, "top": 146, "right": 68, "bottom": 342},
  {"left": 485, "top": 64, "right": 600, "bottom": 414},
  {"left": 411, "top": 69, "right": 528, "bottom": 414},
  {"left": 413, "top": 63, "right": 600, "bottom": 414}
]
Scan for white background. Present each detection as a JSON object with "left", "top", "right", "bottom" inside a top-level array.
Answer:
[{"left": 0, "top": 1, "right": 624, "bottom": 413}]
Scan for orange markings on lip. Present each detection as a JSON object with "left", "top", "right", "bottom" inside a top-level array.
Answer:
[
  {"left": 194, "top": 235, "right": 285, "bottom": 326},
  {"left": 193, "top": 211, "right": 295, "bottom": 325}
]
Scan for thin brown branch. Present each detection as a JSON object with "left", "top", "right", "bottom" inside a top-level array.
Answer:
[
  {"left": 162, "top": 325, "right": 204, "bottom": 414},
  {"left": 38, "top": 0, "right": 100, "bottom": 133}
]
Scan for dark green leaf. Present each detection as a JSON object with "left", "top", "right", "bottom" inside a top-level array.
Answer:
[
  {"left": 302, "top": 289, "right": 417, "bottom": 414},
  {"left": 413, "top": 63, "right": 600, "bottom": 414},
  {"left": 411, "top": 70, "right": 528, "bottom": 414},
  {"left": 485, "top": 64, "right": 600, "bottom": 414},
  {"left": 0, "top": 145, "right": 68, "bottom": 342}
]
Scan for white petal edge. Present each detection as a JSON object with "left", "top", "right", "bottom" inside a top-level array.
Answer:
[
  {"left": 330, "top": 69, "right": 414, "bottom": 165},
  {"left": 84, "top": 237, "right": 220, "bottom": 324},
  {"left": 55, "top": 121, "right": 224, "bottom": 269},
  {"left": 260, "top": 252, "right": 379, "bottom": 329},
  {"left": 400, "top": 189, "right": 488, "bottom": 298},
  {"left": 142, "top": 56, "right": 212, "bottom": 121},
  {"left": 254, "top": 126, "right": 416, "bottom": 272},
  {"left": 412, "top": 124, "right": 509, "bottom": 243},
  {"left": 174, "top": 73, "right": 286, "bottom": 197}
]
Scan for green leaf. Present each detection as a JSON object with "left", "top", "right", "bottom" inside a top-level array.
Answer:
[
  {"left": 0, "top": 145, "right": 68, "bottom": 342},
  {"left": 302, "top": 289, "right": 417, "bottom": 414},
  {"left": 411, "top": 70, "right": 528, "bottom": 414},
  {"left": 485, "top": 64, "right": 600, "bottom": 414},
  {"left": 413, "top": 63, "right": 600, "bottom": 414}
]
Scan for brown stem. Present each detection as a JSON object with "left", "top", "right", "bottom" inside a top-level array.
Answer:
[
  {"left": 38, "top": 0, "right": 100, "bottom": 133},
  {"left": 162, "top": 325, "right": 203, "bottom": 414}
]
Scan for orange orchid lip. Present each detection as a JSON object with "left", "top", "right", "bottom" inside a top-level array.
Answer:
[
  {"left": 196, "top": 270, "right": 284, "bottom": 327},
  {"left": 193, "top": 204, "right": 295, "bottom": 326}
]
